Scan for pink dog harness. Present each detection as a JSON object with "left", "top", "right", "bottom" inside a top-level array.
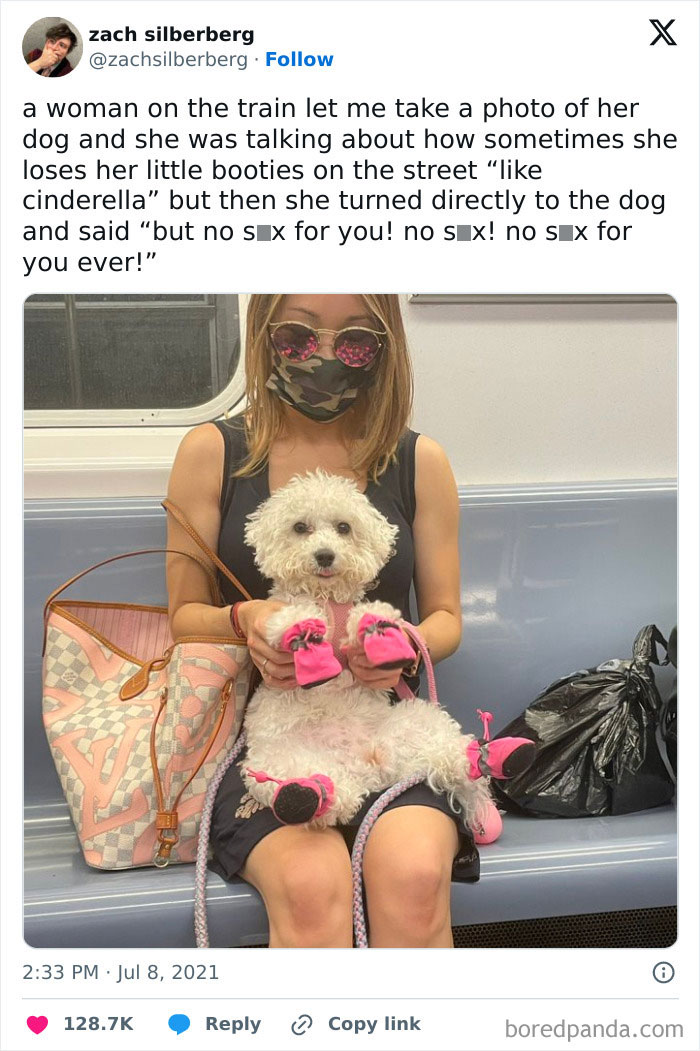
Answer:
[
  {"left": 321, "top": 599, "right": 354, "bottom": 669},
  {"left": 318, "top": 600, "right": 419, "bottom": 694}
]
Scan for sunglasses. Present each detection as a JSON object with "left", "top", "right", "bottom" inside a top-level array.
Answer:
[{"left": 268, "top": 321, "right": 385, "bottom": 368}]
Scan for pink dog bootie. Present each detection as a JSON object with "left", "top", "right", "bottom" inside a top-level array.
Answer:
[
  {"left": 247, "top": 769, "right": 335, "bottom": 824},
  {"left": 280, "top": 618, "right": 342, "bottom": 689},
  {"left": 471, "top": 800, "right": 503, "bottom": 845},
  {"left": 466, "top": 710, "right": 536, "bottom": 781},
  {"left": 357, "top": 613, "right": 416, "bottom": 670}
]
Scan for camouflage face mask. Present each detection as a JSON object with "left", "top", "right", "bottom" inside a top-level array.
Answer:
[{"left": 266, "top": 354, "right": 378, "bottom": 422}]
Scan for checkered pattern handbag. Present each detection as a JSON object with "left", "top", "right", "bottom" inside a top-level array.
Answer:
[{"left": 42, "top": 501, "right": 251, "bottom": 870}]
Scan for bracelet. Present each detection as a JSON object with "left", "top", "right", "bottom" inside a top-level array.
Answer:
[{"left": 230, "top": 601, "right": 247, "bottom": 639}]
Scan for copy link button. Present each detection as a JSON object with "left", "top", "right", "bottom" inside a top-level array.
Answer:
[
  {"left": 291, "top": 1014, "right": 313, "bottom": 1035},
  {"left": 652, "top": 961, "right": 675, "bottom": 983}
]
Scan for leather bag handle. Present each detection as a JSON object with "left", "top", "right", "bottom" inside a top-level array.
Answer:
[
  {"left": 44, "top": 500, "right": 254, "bottom": 648},
  {"left": 42, "top": 547, "right": 221, "bottom": 654},
  {"left": 162, "top": 498, "right": 252, "bottom": 602},
  {"left": 44, "top": 547, "right": 220, "bottom": 614},
  {"left": 151, "top": 678, "right": 235, "bottom": 866}
]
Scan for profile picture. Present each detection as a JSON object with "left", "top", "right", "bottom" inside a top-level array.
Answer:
[{"left": 23, "top": 17, "right": 82, "bottom": 78}]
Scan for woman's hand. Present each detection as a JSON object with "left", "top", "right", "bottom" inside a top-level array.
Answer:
[
  {"left": 341, "top": 638, "right": 410, "bottom": 692},
  {"left": 238, "top": 599, "right": 298, "bottom": 691}
]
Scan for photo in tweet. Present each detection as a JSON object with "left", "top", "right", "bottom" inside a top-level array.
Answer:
[{"left": 24, "top": 291, "right": 677, "bottom": 952}]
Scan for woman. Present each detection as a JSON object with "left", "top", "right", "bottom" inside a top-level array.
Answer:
[{"left": 166, "top": 294, "right": 478, "bottom": 947}]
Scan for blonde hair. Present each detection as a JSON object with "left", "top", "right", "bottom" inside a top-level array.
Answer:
[{"left": 232, "top": 294, "right": 414, "bottom": 482}]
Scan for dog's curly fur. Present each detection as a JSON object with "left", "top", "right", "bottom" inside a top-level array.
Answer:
[{"left": 240, "top": 470, "right": 493, "bottom": 831}]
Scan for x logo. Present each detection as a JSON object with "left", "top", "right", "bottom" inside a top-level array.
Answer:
[{"left": 650, "top": 18, "right": 676, "bottom": 45}]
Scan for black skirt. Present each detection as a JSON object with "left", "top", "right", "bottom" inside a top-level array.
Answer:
[{"left": 209, "top": 753, "right": 480, "bottom": 884}]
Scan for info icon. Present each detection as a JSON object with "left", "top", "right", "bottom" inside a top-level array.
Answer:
[{"left": 652, "top": 961, "right": 675, "bottom": 984}]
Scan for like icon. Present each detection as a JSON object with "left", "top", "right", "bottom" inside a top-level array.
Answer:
[{"left": 26, "top": 1016, "right": 48, "bottom": 1035}]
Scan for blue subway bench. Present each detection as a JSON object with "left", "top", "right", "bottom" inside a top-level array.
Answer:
[{"left": 24, "top": 481, "right": 676, "bottom": 947}]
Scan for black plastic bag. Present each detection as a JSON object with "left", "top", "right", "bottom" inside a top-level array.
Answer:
[
  {"left": 492, "top": 626, "right": 676, "bottom": 818},
  {"left": 659, "top": 626, "right": 677, "bottom": 779}
]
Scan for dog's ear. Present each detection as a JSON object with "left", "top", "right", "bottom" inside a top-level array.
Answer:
[
  {"left": 354, "top": 505, "right": 398, "bottom": 571},
  {"left": 244, "top": 501, "right": 272, "bottom": 556},
  {"left": 374, "top": 514, "right": 399, "bottom": 566},
  {"left": 243, "top": 503, "right": 282, "bottom": 578},
  {"left": 243, "top": 508, "right": 260, "bottom": 551}
]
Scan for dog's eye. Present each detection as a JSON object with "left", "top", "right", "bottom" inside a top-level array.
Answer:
[
  {"left": 336, "top": 522, "right": 351, "bottom": 535},
  {"left": 293, "top": 522, "right": 309, "bottom": 535}
]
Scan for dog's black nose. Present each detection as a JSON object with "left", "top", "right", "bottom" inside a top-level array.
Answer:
[{"left": 314, "top": 549, "right": 335, "bottom": 568}]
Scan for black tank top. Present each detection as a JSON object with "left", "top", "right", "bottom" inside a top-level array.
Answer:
[{"left": 213, "top": 418, "right": 419, "bottom": 626}]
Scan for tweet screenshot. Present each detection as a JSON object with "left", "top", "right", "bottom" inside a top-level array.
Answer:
[{"left": 1, "top": 0, "right": 697, "bottom": 1048}]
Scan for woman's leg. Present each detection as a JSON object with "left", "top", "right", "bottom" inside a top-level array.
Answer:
[
  {"left": 362, "top": 805, "right": 459, "bottom": 948},
  {"left": 241, "top": 825, "right": 354, "bottom": 947}
]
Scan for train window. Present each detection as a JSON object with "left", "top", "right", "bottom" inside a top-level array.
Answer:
[{"left": 23, "top": 294, "right": 244, "bottom": 425}]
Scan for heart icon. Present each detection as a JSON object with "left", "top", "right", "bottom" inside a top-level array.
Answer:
[{"left": 27, "top": 1017, "right": 48, "bottom": 1035}]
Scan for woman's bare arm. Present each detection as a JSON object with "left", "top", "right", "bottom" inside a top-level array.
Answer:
[
  {"left": 341, "top": 434, "right": 462, "bottom": 687},
  {"left": 166, "top": 423, "right": 245, "bottom": 639},
  {"left": 410, "top": 435, "right": 463, "bottom": 664},
  {"left": 166, "top": 425, "right": 293, "bottom": 687}
]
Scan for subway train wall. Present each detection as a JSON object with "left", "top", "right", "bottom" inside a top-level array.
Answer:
[
  {"left": 24, "top": 296, "right": 677, "bottom": 500},
  {"left": 405, "top": 298, "right": 677, "bottom": 485}
]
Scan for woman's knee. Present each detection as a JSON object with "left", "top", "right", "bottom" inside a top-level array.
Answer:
[
  {"left": 277, "top": 854, "right": 351, "bottom": 936},
  {"left": 244, "top": 829, "right": 353, "bottom": 946},
  {"left": 362, "top": 808, "right": 457, "bottom": 942},
  {"left": 370, "top": 852, "right": 451, "bottom": 938}
]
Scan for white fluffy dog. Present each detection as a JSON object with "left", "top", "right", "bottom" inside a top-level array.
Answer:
[{"left": 240, "top": 470, "right": 493, "bottom": 833}]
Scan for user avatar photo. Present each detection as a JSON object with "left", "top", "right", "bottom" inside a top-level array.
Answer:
[{"left": 23, "top": 17, "right": 82, "bottom": 78}]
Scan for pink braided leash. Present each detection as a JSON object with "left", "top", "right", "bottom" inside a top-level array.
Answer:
[
  {"left": 194, "top": 730, "right": 247, "bottom": 949},
  {"left": 351, "top": 773, "right": 427, "bottom": 947},
  {"left": 400, "top": 620, "right": 438, "bottom": 705},
  {"left": 351, "top": 622, "right": 439, "bottom": 947}
]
